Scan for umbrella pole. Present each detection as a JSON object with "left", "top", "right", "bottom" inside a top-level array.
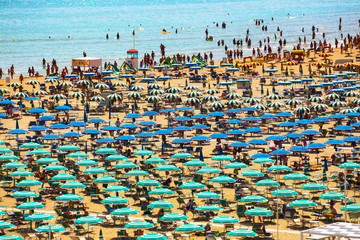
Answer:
[
  {"left": 344, "top": 168, "right": 347, "bottom": 222},
  {"left": 276, "top": 157, "right": 279, "bottom": 240}
]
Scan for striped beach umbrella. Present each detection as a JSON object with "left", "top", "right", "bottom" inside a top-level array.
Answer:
[
  {"left": 267, "top": 94, "right": 283, "bottom": 100},
  {"left": 344, "top": 91, "right": 360, "bottom": 97},
  {"left": 254, "top": 104, "right": 267, "bottom": 111},
  {"left": 339, "top": 108, "right": 355, "bottom": 114},
  {"left": 58, "top": 82, "right": 73, "bottom": 88},
  {"left": 112, "top": 82, "right": 127, "bottom": 87},
  {"left": 165, "top": 87, "right": 181, "bottom": 93},
  {"left": 294, "top": 107, "right": 310, "bottom": 114},
  {"left": 164, "top": 94, "right": 180, "bottom": 100},
  {"left": 7, "top": 82, "right": 22, "bottom": 88},
  {"left": 353, "top": 107, "right": 360, "bottom": 112},
  {"left": 204, "top": 89, "right": 219, "bottom": 95},
  {"left": 185, "top": 98, "right": 200, "bottom": 105},
  {"left": 32, "top": 90, "right": 48, "bottom": 96},
  {"left": 225, "top": 100, "right": 241, "bottom": 107},
  {"left": 352, "top": 99, "right": 360, "bottom": 105},
  {"left": 308, "top": 96, "right": 325, "bottom": 103},
  {"left": 94, "top": 83, "right": 109, "bottom": 90},
  {"left": 107, "top": 93, "right": 123, "bottom": 101},
  {"left": 184, "top": 85, "right": 199, "bottom": 91},
  {"left": 12, "top": 92, "right": 29, "bottom": 98},
  {"left": 89, "top": 96, "right": 105, "bottom": 102},
  {"left": 267, "top": 102, "right": 285, "bottom": 108},
  {"left": 145, "top": 96, "right": 162, "bottom": 102},
  {"left": 45, "top": 78, "right": 59, "bottom": 84},
  {"left": 187, "top": 91, "right": 202, "bottom": 98},
  {"left": 149, "top": 90, "right": 164, "bottom": 95},
  {"left": 77, "top": 80, "right": 91, "bottom": 86},
  {"left": 209, "top": 102, "right": 225, "bottom": 109},
  {"left": 68, "top": 92, "right": 85, "bottom": 98},
  {"left": 147, "top": 83, "right": 162, "bottom": 89},
  {"left": 128, "top": 92, "right": 142, "bottom": 99},
  {"left": 226, "top": 93, "right": 241, "bottom": 99},
  {"left": 130, "top": 85, "right": 145, "bottom": 91},
  {"left": 50, "top": 94, "right": 66, "bottom": 100},
  {"left": 325, "top": 93, "right": 340, "bottom": 100},
  {"left": 203, "top": 95, "right": 219, "bottom": 102},
  {"left": 329, "top": 101, "right": 347, "bottom": 107},
  {"left": 311, "top": 104, "right": 328, "bottom": 111},
  {"left": 286, "top": 99, "right": 302, "bottom": 106},
  {"left": 243, "top": 98, "right": 260, "bottom": 104},
  {"left": 0, "top": 88, "right": 10, "bottom": 94},
  {"left": 26, "top": 80, "right": 40, "bottom": 86}
]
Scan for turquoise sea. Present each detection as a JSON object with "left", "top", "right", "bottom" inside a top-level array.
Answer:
[{"left": 0, "top": 0, "right": 359, "bottom": 75}]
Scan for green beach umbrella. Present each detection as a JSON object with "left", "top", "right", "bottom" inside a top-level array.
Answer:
[
  {"left": 283, "top": 173, "right": 309, "bottom": 180},
  {"left": 240, "top": 170, "right": 264, "bottom": 177},
  {"left": 102, "top": 196, "right": 129, "bottom": 204},
  {"left": 319, "top": 192, "right": 345, "bottom": 200},
  {"left": 155, "top": 164, "right": 179, "bottom": 171},
  {"left": 111, "top": 208, "right": 139, "bottom": 216},
  {"left": 184, "top": 160, "right": 207, "bottom": 167},
  {"left": 11, "top": 191, "right": 39, "bottom": 198},
  {"left": 0, "top": 155, "right": 20, "bottom": 161},
  {"left": 252, "top": 158, "right": 275, "bottom": 164},
  {"left": 56, "top": 194, "right": 83, "bottom": 201},
  {"left": 227, "top": 229, "right": 258, "bottom": 237},
  {"left": 301, "top": 182, "right": 327, "bottom": 190},
  {"left": 244, "top": 208, "right": 272, "bottom": 216},
  {"left": 17, "top": 202, "right": 45, "bottom": 210},
  {"left": 3, "top": 162, "right": 26, "bottom": 168},
  {"left": 271, "top": 189, "right": 298, "bottom": 196},
  {"left": 210, "top": 176, "right": 236, "bottom": 183},
  {"left": 44, "top": 165, "right": 68, "bottom": 171},
  {"left": 148, "top": 200, "right": 174, "bottom": 208},
  {"left": 20, "top": 142, "right": 42, "bottom": 148},
  {"left": 289, "top": 200, "right": 317, "bottom": 207},
  {"left": 95, "top": 148, "right": 117, "bottom": 154},
  {"left": 104, "top": 185, "right": 129, "bottom": 192},
  {"left": 125, "top": 221, "right": 154, "bottom": 229},
  {"left": 195, "top": 192, "right": 221, "bottom": 199},
  {"left": 240, "top": 195, "right": 268, "bottom": 203},
  {"left": 60, "top": 182, "right": 86, "bottom": 188},
  {"left": 196, "top": 167, "right": 221, "bottom": 174},
  {"left": 51, "top": 174, "right": 76, "bottom": 181},
  {"left": 195, "top": 205, "right": 223, "bottom": 211},
  {"left": 148, "top": 188, "right": 174, "bottom": 195},
  {"left": 137, "top": 233, "right": 167, "bottom": 240},
  {"left": 25, "top": 213, "right": 55, "bottom": 221},
  {"left": 134, "top": 150, "right": 154, "bottom": 156},
  {"left": 171, "top": 152, "right": 194, "bottom": 158},
  {"left": 35, "top": 225, "right": 65, "bottom": 233},
  {"left": 211, "top": 216, "right": 239, "bottom": 223},
  {"left": 0, "top": 221, "right": 15, "bottom": 229},
  {"left": 75, "top": 159, "right": 98, "bottom": 166},
  {"left": 16, "top": 179, "right": 42, "bottom": 187},
  {"left": 137, "top": 179, "right": 161, "bottom": 187},
  {"left": 57, "top": 145, "right": 80, "bottom": 151},
  {"left": 94, "top": 176, "right": 117, "bottom": 183},
  {"left": 179, "top": 182, "right": 205, "bottom": 189},
  {"left": 114, "top": 162, "right": 138, "bottom": 168},
  {"left": 105, "top": 154, "right": 128, "bottom": 161},
  {"left": 83, "top": 167, "right": 107, "bottom": 174},
  {"left": 0, "top": 235, "right": 23, "bottom": 240},
  {"left": 125, "top": 170, "right": 149, "bottom": 176},
  {"left": 340, "top": 204, "right": 360, "bottom": 212},
  {"left": 35, "top": 158, "right": 59, "bottom": 164},
  {"left": 175, "top": 224, "right": 204, "bottom": 232},
  {"left": 255, "top": 179, "right": 279, "bottom": 186},
  {"left": 160, "top": 213, "right": 188, "bottom": 221}
]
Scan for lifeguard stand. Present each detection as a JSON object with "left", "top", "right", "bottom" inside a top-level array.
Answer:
[{"left": 126, "top": 49, "right": 139, "bottom": 69}]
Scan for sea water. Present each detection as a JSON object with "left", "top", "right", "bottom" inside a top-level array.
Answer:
[{"left": 0, "top": 0, "right": 359, "bottom": 75}]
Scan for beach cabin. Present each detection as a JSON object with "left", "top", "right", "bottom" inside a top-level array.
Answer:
[
  {"left": 126, "top": 49, "right": 139, "bottom": 69},
  {"left": 72, "top": 57, "right": 102, "bottom": 71}
]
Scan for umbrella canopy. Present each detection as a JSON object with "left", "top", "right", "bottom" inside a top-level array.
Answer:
[
  {"left": 211, "top": 216, "right": 239, "bottom": 223},
  {"left": 175, "top": 224, "right": 204, "bottom": 232},
  {"left": 160, "top": 213, "right": 188, "bottom": 221},
  {"left": 137, "top": 233, "right": 167, "bottom": 240},
  {"left": 25, "top": 213, "right": 55, "bottom": 221},
  {"left": 244, "top": 208, "right": 272, "bottom": 216},
  {"left": 227, "top": 229, "right": 258, "bottom": 237},
  {"left": 289, "top": 200, "right": 317, "bottom": 207},
  {"left": 35, "top": 225, "right": 65, "bottom": 233},
  {"left": 125, "top": 221, "right": 154, "bottom": 229}
]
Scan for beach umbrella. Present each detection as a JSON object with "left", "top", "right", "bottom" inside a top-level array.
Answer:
[
  {"left": 45, "top": 78, "right": 59, "bottom": 84},
  {"left": 16, "top": 180, "right": 41, "bottom": 187},
  {"left": 94, "top": 83, "right": 109, "bottom": 90},
  {"left": 301, "top": 182, "right": 327, "bottom": 190},
  {"left": 11, "top": 191, "right": 39, "bottom": 198},
  {"left": 114, "top": 162, "right": 138, "bottom": 168},
  {"left": 56, "top": 194, "right": 83, "bottom": 201},
  {"left": 31, "top": 90, "right": 48, "bottom": 96},
  {"left": 240, "top": 170, "right": 264, "bottom": 177},
  {"left": 155, "top": 164, "right": 179, "bottom": 171},
  {"left": 180, "top": 182, "right": 205, "bottom": 189},
  {"left": 0, "top": 236, "right": 22, "bottom": 240},
  {"left": 104, "top": 185, "right": 129, "bottom": 192},
  {"left": 175, "top": 224, "right": 204, "bottom": 232},
  {"left": 255, "top": 179, "right": 279, "bottom": 186},
  {"left": 51, "top": 174, "right": 76, "bottom": 181},
  {"left": 125, "top": 221, "right": 154, "bottom": 229},
  {"left": 137, "top": 233, "right": 167, "bottom": 240},
  {"left": 44, "top": 165, "right": 67, "bottom": 171},
  {"left": 10, "top": 170, "right": 34, "bottom": 177},
  {"left": 294, "top": 107, "right": 310, "bottom": 114},
  {"left": 0, "top": 88, "right": 10, "bottom": 94},
  {"left": 148, "top": 200, "right": 174, "bottom": 208},
  {"left": 204, "top": 89, "right": 220, "bottom": 95},
  {"left": 94, "top": 176, "right": 117, "bottom": 183},
  {"left": 211, "top": 216, "right": 239, "bottom": 223},
  {"left": 240, "top": 195, "right": 268, "bottom": 202},
  {"left": 311, "top": 104, "right": 328, "bottom": 111},
  {"left": 58, "top": 82, "right": 73, "bottom": 88},
  {"left": 102, "top": 196, "right": 128, "bottom": 204},
  {"left": 271, "top": 189, "right": 298, "bottom": 196},
  {"left": 208, "top": 102, "right": 225, "bottom": 109},
  {"left": 111, "top": 208, "right": 139, "bottom": 216},
  {"left": 25, "top": 213, "right": 55, "bottom": 221},
  {"left": 149, "top": 90, "right": 164, "bottom": 95},
  {"left": 225, "top": 100, "right": 241, "bottom": 107},
  {"left": 172, "top": 152, "right": 194, "bottom": 158},
  {"left": 137, "top": 179, "right": 161, "bottom": 187},
  {"left": 125, "top": 170, "right": 149, "bottom": 176},
  {"left": 289, "top": 200, "right": 317, "bottom": 207},
  {"left": 225, "top": 93, "right": 241, "bottom": 100},
  {"left": 3, "top": 161, "right": 25, "bottom": 167},
  {"left": 195, "top": 205, "right": 223, "bottom": 211},
  {"left": 267, "top": 94, "right": 283, "bottom": 100},
  {"left": 194, "top": 191, "right": 221, "bottom": 199},
  {"left": 224, "top": 162, "right": 248, "bottom": 168},
  {"left": 308, "top": 97, "right": 325, "bottom": 103},
  {"left": 17, "top": 202, "right": 45, "bottom": 210},
  {"left": 75, "top": 159, "right": 98, "bottom": 166},
  {"left": 161, "top": 213, "right": 188, "bottom": 221},
  {"left": 49, "top": 94, "right": 66, "bottom": 100},
  {"left": 325, "top": 93, "right": 340, "bottom": 100},
  {"left": 244, "top": 208, "right": 272, "bottom": 216},
  {"left": 227, "top": 229, "right": 258, "bottom": 237},
  {"left": 243, "top": 98, "right": 260, "bottom": 104},
  {"left": 196, "top": 167, "right": 221, "bottom": 174},
  {"left": 35, "top": 225, "right": 65, "bottom": 233},
  {"left": 320, "top": 192, "right": 345, "bottom": 200},
  {"left": 252, "top": 158, "right": 275, "bottom": 164},
  {"left": 148, "top": 188, "right": 174, "bottom": 195},
  {"left": 57, "top": 145, "right": 80, "bottom": 151},
  {"left": 286, "top": 99, "right": 302, "bottom": 106},
  {"left": 340, "top": 204, "right": 360, "bottom": 212},
  {"left": 112, "top": 82, "right": 127, "bottom": 87},
  {"left": 60, "top": 182, "right": 86, "bottom": 189},
  {"left": 253, "top": 104, "right": 267, "bottom": 111},
  {"left": 12, "top": 92, "right": 29, "bottom": 99},
  {"left": 89, "top": 96, "right": 105, "bottom": 102},
  {"left": 67, "top": 152, "right": 89, "bottom": 158},
  {"left": 107, "top": 93, "right": 123, "bottom": 101},
  {"left": 187, "top": 91, "right": 202, "bottom": 98},
  {"left": 134, "top": 150, "right": 154, "bottom": 156},
  {"left": 283, "top": 173, "right": 309, "bottom": 180}
]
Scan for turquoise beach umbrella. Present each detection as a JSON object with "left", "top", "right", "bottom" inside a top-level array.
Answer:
[
  {"left": 44, "top": 165, "right": 68, "bottom": 171},
  {"left": 339, "top": 162, "right": 360, "bottom": 169},
  {"left": 134, "top": 150, "right": 155, "bottom": 156},
  {"left": 114, "top": 162, "right": 138, "bottom": 168},
  {"left": 148, "top": 188, "right": 174, "bottom": 195},
  {"left": 252, "top": 158, "right": 275, "bottom": 164},
  {"left": 104, "top": 185, "right": 129, "bottom": 192},
  {"left": 224, "top": 162, "right": 249, "bottom": 168},
  {"left": 283, "top": 173, "right": 309, "bottom": 180},
  {"left": 95, "top": 148, "right": 117, "bottom": 154},
  {"left": 268, "top": 165, "right": 292, "bottom": 171},
  {"left": 111, "top": 208, "right": 139, "bottom": 216},
  {"left": 66, "top": 152, "right": 89, "bottom": 158},
  {"left": 102, "top": 196, "right": 129, "bottom": 204},
  {"left": 0, "top": 221, "right": 15, "bottom": 229},
  {"left": 244, "top": 208, "right": 272, "bottom": 216},
  {"left": 0, "top": 148, "right": 13, "bottom": 154},
  {"left": 184, "top": 160, "right": 207, "bottom": 167},
  {"left": 171, "top": 152, "right": 194, "bottom": 158},
  {"left": 289, "top": 200, "right": 317, "bottom": 207},
  {"left": 160, "top": 213, "right": 188, "bottom": 221},
  {"left": 227, "top": 229, "right": 258, "bottom": 237},
  {"left": 125, "top": 170, "right": 149, "bottom": 176},
  {"left": 56, "top": 194, "right": 83, "bottom": 201},
  {"left": 35, "top": 158, "right": 59, "bottom": 164},
  {"left": 211, "top": 155, "right": 234, "bottom": 161},
  {"left": 195, "top": 205, "right": 223, "bottom": 211},
  {"left": 0, "top": 155, "right": 20, "bottom": 161},
  {"left": 144, "top": 158, "right": 167, "bottom": 164},
  {"left": 60, "top": 182, "right": 86, "bottom": 188},
  {"left": 25, "top": 213, "right": 55, "bottom": 221},
  {"left": 255, "top": 179, "right": 279, "bottom": 186},
  {"left": 195, "top": 192, "right": 221, "bottom": 199},
  {"left": 301, "top": 182, "right": 327, "bottom": 190},
  {"left": 75, "top": 216, "right": 104, "bottom": 224},
  {"left": 125, "top": 221, "right": 154, "bottom": 229},
  {"left": 240, "top": 170, "right": 264, "bottom": 177},
  {"left": 148, "top": 200, "right": 174, "bottom": 208},
  {"left": 340, "top": 204, "right": 360, "bottom": 211},
  {"left": 271, "top": 189, "right": 298, "bottom": 196},
  {"left": 0, "top": 235, "right": 23, "bottom": 240},
  {"left": 155, "top": 164, "right": 179, "bottom": 171},
  {"left": 10, "top": 170, "right": 34, "bottom": 177},
  {"left": 137, "top": 179, "right": 161, "bottom": 187},
  {"left": 83, "top": 167, "right": 107, "bottom": 174},
  {"left": 211, "top": 216, "right": 239, "bottom": 223},
  {"left": 17, "top": 202, "right": 45, "bottom": 210},
  {"left": 240, "top": 195, "right": 268, "bottom": 203},
  {"left": 137, "top": 233, "right": 167, "bottom": 240},
  {"left": 16, "top": 179, "right": 42, "bottom": 187},
  {"left": 196, "top": 167, "right": 221, "bottom": 174},
  {"left": 11, "top": 191, "right": 39, "bottom": 198},
  {"left": 35, "top": 225, "right": 65, "bottom": 232},
  {"left": 94, "top": 176, "right": 117, "bottom": 183},
  {"left": 105, "top": 154, "right": 128, "bottom": 161},
  {"left": 175, "top": 224, "right": 204, "bottom": 232},
  {"left": 75, "top": 159, "right": 98, "bottom": 166},
  {"left": 51, "top": 174, "right": 76, "bottom": 181},
  {"left": 57, "top": 145, "right": 80, "bottom": 151},
  {"left": 27, "top": 149, "right": 50, "bottom": 155},
  {"left": 179, "top": 182, "right": 205, "bottom": 189},
  {"left": 319, "top": 192, "right": 345, "bottom": 200},
  {"left": 210, "top": 176, "right": 236, "bottom": 183},
  {"left": 3, "top": 162, "right": 26, "bottom": 168}
]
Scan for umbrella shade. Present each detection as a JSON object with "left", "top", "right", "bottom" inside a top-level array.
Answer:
[
  {"left": 240, "top": 170, "right": 264, "bottom": 177},
  {"left": 211, "top": 216, "right": 239, "bottom": 223},
  {"left": 94, "top": 176, "right": 117, "bottom": 183},
  {"left": 17, "top": 202, "right": 45, "bottom": 209},
  {"left": 25, "top": 213, "right": 55, "bottom": 221},
  {"left": 0, "top": 235, "right": 23, "bottom": 240},
  {"left": 0, "top": 221, "right": 15, "bottom": 229},
  {"left": 51, "top": 174, "right": 76, "bottom": 181},
  {"left": 102, "top": 196, "right": 129, "bottom": 204},
  {"left": 20, "top": 142, "right": 42, "bottom": 148},
  {"left": 155, "top": 164, "right": 179, "bottom": 171},
  {"left": 224, "top": 162, "right": 249, "bottom": 168},
  {"left": 148, "top": 200, "right": 174, "bottom": 208},
  {"left": 271, "top": 189, "right": 298, "bottom": 196},
  {"left": 104, "top": 185, "right": 129, "bottom": 192},
  {"left": 75, "top": 160, "right": 98, "bottom": 166},
  {"left": 179, "top": 182, "right": 205, "bottom": 189},
  {"left": 56, "top": 194, "right": 83, "bottom": 201},
  {"left": 11, "top": 191, "right": 39, "bottom": 198},
  {"left": 111, "top": 208, "right": 139, "bottom": 216},
  {"left": 35, "top": 225, "right": 65, "bottom": 233},
  {"left": 114, "top": 162, "right": 138, "bottom": 168},
  {"left": 252, "top": 158, "right": 275, "bottom": 164},
  {"left": 125, "top": 170, "right": 149, "bottom": 176},
  {"left": 44, "top": 165, "right": 68, "bottom": 171},
  {"left": 240, "top": 195, "right": 268, "bottom": 202},
  {"left": 319, "top": 192, "right": 345, "bottom": 200},
  {"left": 195, "top": 192, "right": 221, "bottom": 199},
  {"left": 339, "top": 162, "right": 360, "bottom": 169},
  {"left": 289, "top": 200, "right": 317, "bottom": 207},
  {"left": 137, "top": 233, "right": 167, "bottom": 240},
  {"left": 171, "top": 152, "right": 194, "bottom": 158},
  {"left": 83, "top": 167, "right": 108, "bottom": 174},
  {"left": 137, "top": 179, "right": 161, "bottom": 187},
  {"left": 60, "top": 182, "right": 86, "bottom": 188},
  {"left": 144, "top": 158, "right": 167, "bottom": 164},
  {"left": 255, "top": 179, "right": 279, "bottom": 186},
  {"left": 125, "top": 221, "right": 154, "bottom": 229},
  {"left": 244, "top": 208, "right": 272, "bottom": 216},
  {"left": 195, "top": 205, "right": 223, "bottom": 211},
  {"left": 301, "top": 183, "right": 327, "bottom": 190},
  {"left": 340, "top": 204, "right": 360, "bottom": 212},
  {"left": 210, "top": 176, "right": 236, "bottom": 183},
  {"left": 16, "top": 180, "right": 42, "bottom": 187},
  {"left": 75, "top": 216, "right": 104, "bottom": 224},
  {"left": 227, "top": 229, "right": 258, "bottom": 237},
  {"left": 160, "top": 213, "right": 188, "bottom": 221},
  {"left": 284, "top": 173, "right": 309, "bottom": 180},
  {"left": 196, "top": 167, "right": 221, "bottom": 174},
  {"left": 267, "top": 165, "right": 292, "bottom": 171},
  {"left": 57, "top": 145, "right": 80, "bottom": 151},
  {"left": 148, "top": 188, "right": 174, "bottom": 195},
  {"left": 211, "top": 155, "right": 233, "bottom": 161},
  {"left": 10, "top": 170, "right": 34, "bottom": 177},
  {"left": 175, "top": 224, "right": 204, "bottom": 231},
  {"left": 134, "top": 150, "right": 154, "bottom": 156},
  {"left": 106, "top": 155, "right": 128, "bottom": 161},
  {"left": 66, "top": 152, "right": 89, "bottom": 158}
]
